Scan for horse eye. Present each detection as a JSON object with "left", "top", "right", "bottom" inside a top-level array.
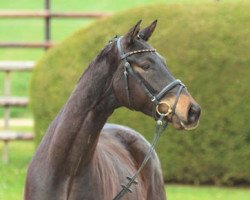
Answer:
[{"left": 141, "top": 64, "right": 150, "bottom": 70}]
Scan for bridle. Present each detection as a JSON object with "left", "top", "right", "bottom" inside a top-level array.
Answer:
[
  {"left": 117, "top": 36, "right": 185, "bottom": 119},
  {"left": 112, "top": 36, "right": 185, "bottom": 200}
]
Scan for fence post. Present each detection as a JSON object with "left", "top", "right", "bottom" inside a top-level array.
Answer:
[
  {"left": 45, "top": 0, "right": 51, "bottom": 50},
  {"left": 3, "top": 71, "right": 11, "bottom": 163}
]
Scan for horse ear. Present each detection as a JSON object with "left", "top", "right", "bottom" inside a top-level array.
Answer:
[
  {"left": 124, "top": 20, "right": 142, "bottom": 44},
  {"left": 139, "top": 20, "right": 157, "bottom": 41}
]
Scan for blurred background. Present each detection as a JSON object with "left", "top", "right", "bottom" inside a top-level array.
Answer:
[{"left": 0, "top": 0, "right": 249, "bottom": 199}]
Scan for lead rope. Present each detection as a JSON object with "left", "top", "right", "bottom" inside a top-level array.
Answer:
[{"left": 112, "top": 115, "right": 168, "bottom": 200}]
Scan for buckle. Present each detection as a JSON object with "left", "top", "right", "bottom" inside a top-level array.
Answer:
[
  {"left": 151, "top": 96, "right": 156, "bottom": 102},
  {"left": 124, "top": 62, "right": 130, "bottom": 67}
]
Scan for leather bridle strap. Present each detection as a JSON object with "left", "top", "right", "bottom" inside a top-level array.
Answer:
[
  {"left": 156, "top": 79, "right": 184, "bottom": 100},
  {"left": 172, "top": 83, "right": 185, "bottom": 114},
  {"left": 125, "top": 62, "right": 159, "bottom": 104},
  {"left": 118, "top": 37, "right": 158, "bottom": 107}
]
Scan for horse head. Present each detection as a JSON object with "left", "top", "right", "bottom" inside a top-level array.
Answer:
[{"left": 113, "top": 20, "right": 201, "bottom": 130}]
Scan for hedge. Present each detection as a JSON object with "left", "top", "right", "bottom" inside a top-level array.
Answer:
[{"left": 30, "top": 1, "right": 250, "bottom": 185}]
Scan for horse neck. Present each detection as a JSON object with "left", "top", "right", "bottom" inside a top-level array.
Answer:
[{"left": 44, "top": 44, "right": 119, "bottom": 174}]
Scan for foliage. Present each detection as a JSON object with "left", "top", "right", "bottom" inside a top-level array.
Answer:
[{"left": 30, "top": 1, "right": 250, "bottom": 185}]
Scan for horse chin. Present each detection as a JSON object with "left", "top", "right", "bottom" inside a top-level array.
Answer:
[
  {"left": 163, "top": 115, "right": 182, "bottom": 130},
  {"left": 170, "top": 115, "right": 199, "bottom": 131},
  {"left": 180, "top": 120, "right": 199, "bottom": 131}
]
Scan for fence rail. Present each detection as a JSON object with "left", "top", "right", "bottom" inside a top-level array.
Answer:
[
  {"left": 0, "top": 131, "right": 34, "bottom": 142},
  {"left": 0, "top": 97, "right": 29, "bottom": 107},
  {"left": 0, "top": 42, "right": 54, "bottom": 48},
  {"left": 0, "top": 10, "right": 111, "bottom": 18},
  {"left": 0, "top": 61, "right": 35, "bottom": 71}
]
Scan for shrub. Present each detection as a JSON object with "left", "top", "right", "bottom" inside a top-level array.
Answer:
[{"left": 30, "top": 1, "right": 250, "bottom": 185}]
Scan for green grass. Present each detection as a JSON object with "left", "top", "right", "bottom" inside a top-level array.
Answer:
[
  {"left": 0, "top": 141, "right": 249, "bottom": 200},
  {"left": 166, "top": 185, "right": 250, "bottom": 200},
  {"left": 0, "top": 0, "right": 240, "bottom": 118},
  {"left": 0, "top": 142, "right": 34, "bottom": 200}
]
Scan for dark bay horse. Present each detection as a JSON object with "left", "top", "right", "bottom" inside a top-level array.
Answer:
[{"left": 24, "top": 20, "right": 201, "bottom": 200}]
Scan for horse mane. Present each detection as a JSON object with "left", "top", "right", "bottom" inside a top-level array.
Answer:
[{"left": 78, "top": 41, "right": 117, "bottom": 83}]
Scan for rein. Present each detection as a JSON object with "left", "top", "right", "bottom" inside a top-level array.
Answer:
[
  {"left": 113, "top": 115, "right": 167, "bottom": 200},
  {"left": 112, "top": 36, "right": 185, "bottom": 200}
]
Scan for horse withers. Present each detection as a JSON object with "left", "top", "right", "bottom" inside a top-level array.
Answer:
[{"left": 24, "top": 20, "right": 201, "bottom": 200}]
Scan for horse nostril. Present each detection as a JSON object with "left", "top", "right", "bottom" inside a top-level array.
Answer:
[{"left": 188, "top": 104, "right": 201, "bottom": 123}]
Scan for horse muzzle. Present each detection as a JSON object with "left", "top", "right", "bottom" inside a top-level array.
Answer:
[{"left": 156, "top": 99, "right": 201, "bottom": 131}]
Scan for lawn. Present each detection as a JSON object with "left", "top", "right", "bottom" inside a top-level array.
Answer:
[{"left": 0, "top": 141, "right": 249, "bottom": 200}]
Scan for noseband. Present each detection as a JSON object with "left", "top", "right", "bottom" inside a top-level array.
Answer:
[
  {"left": 117, "top": 37, "right": 185, "bottom": 119},
  {"left": 113, "top": 37, "right": 186, "bottom": 200}
]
